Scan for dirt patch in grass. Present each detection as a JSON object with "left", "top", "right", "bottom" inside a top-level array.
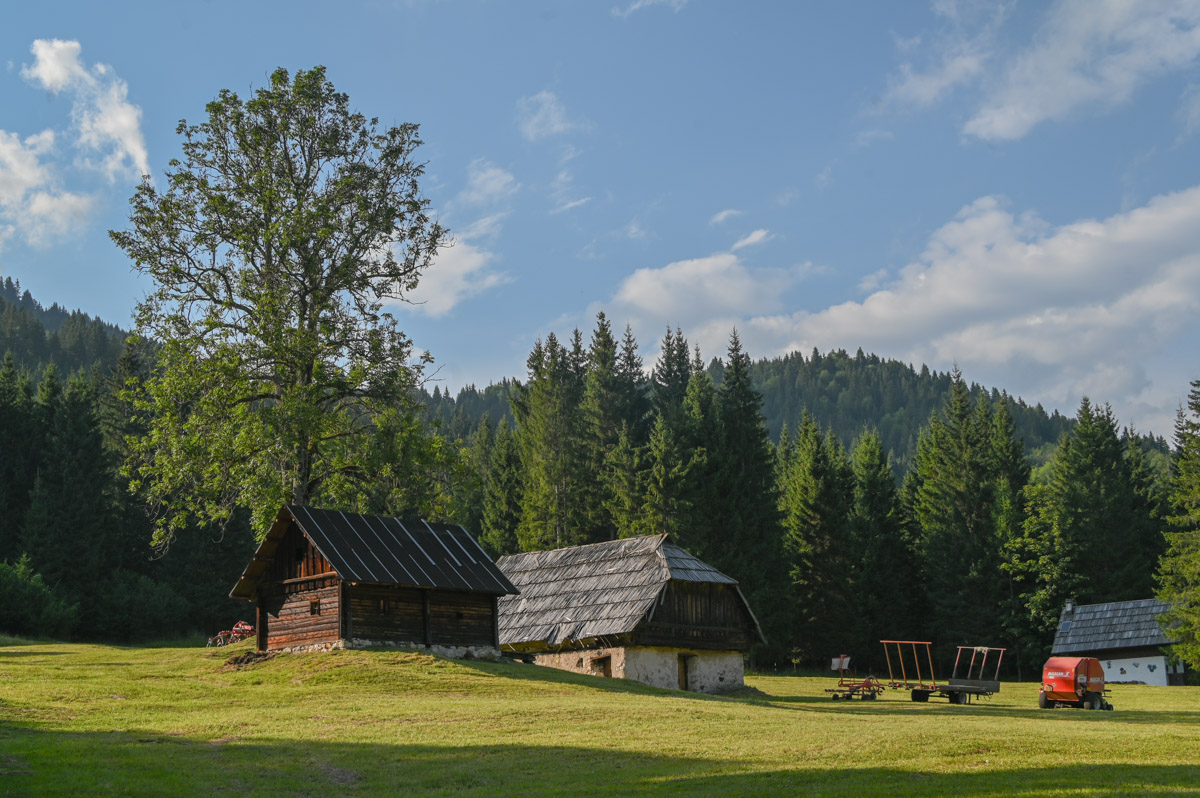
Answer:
[{"left": 222, "top": 651, "right": 274, "bottom": 671}]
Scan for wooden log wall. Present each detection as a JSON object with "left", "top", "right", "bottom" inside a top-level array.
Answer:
[
  {"left": 346, "top": 585, "right": 495, "bottom": 648},
  {"left": 261, "top": 583, "right": 341, "bottom": 650}
]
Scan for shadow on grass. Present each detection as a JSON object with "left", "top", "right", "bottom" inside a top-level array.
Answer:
[
  {"left": 0, "top": 650, "right": 69, "bottom": 657},
  {"left": 755, "top": 690, "right": 1200, "bottom": 725},
  {"left": 2, "top": 725, "right": 1199, "bottom": 797}
]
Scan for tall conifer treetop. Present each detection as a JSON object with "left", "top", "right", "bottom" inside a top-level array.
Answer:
[{"left": 109, "top": 66, "right": 447, "bottom": 543}]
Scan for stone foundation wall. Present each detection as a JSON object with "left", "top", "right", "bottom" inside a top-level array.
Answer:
[
  {"left": 530, "top": 646, "right": 745, "bottom": 692},
  {"left": 272, "top": 638, "right": 500, "bottom": 659}
]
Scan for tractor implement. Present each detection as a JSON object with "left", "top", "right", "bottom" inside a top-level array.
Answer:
[{"left": 880, "top": 640, "right": 1005, "bottom": 705}]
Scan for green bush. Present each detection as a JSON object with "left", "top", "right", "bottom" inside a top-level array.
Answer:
[
  {"left": 0, "top": 555, "right": 78, "bottom": 639},
  {"left": 84, "top": 570, "right": 191, "bottom": 643}
]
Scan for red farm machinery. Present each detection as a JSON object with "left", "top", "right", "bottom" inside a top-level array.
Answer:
[
  {"left": 1040, "top": 656, "right": 1113, "bottom": 710},
  {"left": 879, "top": 640, "right": 1005, "bottom": 705}
]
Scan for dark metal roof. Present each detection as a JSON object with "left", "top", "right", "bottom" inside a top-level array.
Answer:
[
  {"left": 230, "top": 506, "right": 518, "bottom": 600},
  {"left": 1051, "top": 598, "right": 1175, "bottom": 655},
  {"left": 496, "top": 534, "right": 760, "bottom": 648}
]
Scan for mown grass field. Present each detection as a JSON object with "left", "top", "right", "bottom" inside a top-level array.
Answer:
[{"left": 1, "top": 637, "right": 1198, "bottom": 797}]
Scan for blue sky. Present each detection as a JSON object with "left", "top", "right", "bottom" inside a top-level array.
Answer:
[{"left": 2, "top": 0, "right": 1200, "bottom": 438}]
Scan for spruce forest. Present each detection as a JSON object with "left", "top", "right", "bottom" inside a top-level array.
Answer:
[{"left": 0, "top": 277, "right": 1189, "bottom": 675}]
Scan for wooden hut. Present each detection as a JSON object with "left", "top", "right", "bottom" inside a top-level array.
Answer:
[
  {"left": 496, "top": 535, "right": 763, "bottom": 692},
  {"left": 1051, "top": 598, "right": 1186, "bottom": 685},
  {"left": 230, "top": 506, "right": 518, "bottom": 655}
]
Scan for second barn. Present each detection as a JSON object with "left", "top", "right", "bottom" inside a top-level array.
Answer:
[{"left": 496, "top": 535, "right": 762, "bottom": 692}]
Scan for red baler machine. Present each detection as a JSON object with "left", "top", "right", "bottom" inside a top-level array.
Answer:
[{"left": 1040, "top": 656, "right": 1113, "bottom": 710}]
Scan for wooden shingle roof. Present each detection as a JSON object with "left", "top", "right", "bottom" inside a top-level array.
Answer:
[
  {"left": 1051, "top": 598, "right": 1175, "bottom": 655},
  {"left": 230, "top": 506, "right": 518, "bottom": 600},
  {"left": 496, "top": 534, "right": 753, "bottom": 648}
]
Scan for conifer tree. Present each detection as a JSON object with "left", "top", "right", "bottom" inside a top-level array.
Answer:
[
  {"left": 513, "top": 333, "right": 589, "bottom": 549},
  {"left": 1157, "top": 379, "right": 1200, "bottom": 667},
  {"left": 479, "top": 420, "right": 522, "bottom": 557},
  {"left": 907, "top": 370, "right": 1007, "bottom": 654},
  {"left": 781, "top": 412, "right": 856, "bottom": 664},
  {"left": 848, "top": 428, "right": 918, "bottom": 665},
  {"left": 713, "top": 330, "right": 788, "bottom": 663}
]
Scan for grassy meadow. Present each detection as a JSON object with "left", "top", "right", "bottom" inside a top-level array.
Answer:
[{"left": 1, "top": 638, "right": 1198, "bottom": 796}]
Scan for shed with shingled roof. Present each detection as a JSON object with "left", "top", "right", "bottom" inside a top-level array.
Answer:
[
  {"left": 230, "top": 506, "right": 517, "bottom": 654},
  {"left": 1051, "top": 598, "right": 1185, "bottom": 685},
  {"left": 496, "top": 534, "right": 762, "bottom": 692}
]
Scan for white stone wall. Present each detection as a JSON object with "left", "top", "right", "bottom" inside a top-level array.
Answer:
[
  {"left": 530, "top": 646, "right": 745, "bottom": 693},
  {"left": 623, "top": 647, "right": 744, "bottom": 692},
  {"left": 1101, "top": 654, "right": 1171, "bottom": 686}
]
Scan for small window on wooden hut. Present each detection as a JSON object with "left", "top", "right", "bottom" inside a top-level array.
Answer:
[
  {"left": 310, "top": 598, "right": 321, "bottom": 616},
  {"left": 376, "top": 598, "right": 389, "bottom": 614}
]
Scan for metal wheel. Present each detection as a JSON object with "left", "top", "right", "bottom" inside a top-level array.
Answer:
[
  {"left": 1088, "top": 692, "right": 1102, "bottom": 710},
  {"left": 1038, "top": 691, "right": 1049, "bottom": 709}
]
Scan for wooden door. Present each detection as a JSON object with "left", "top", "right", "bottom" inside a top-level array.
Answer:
[{"left": 678, "top": 654, "right": 690, "bottom": 691}]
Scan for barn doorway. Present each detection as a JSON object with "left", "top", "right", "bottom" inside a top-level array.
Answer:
[
  {"left": 592, "top": 656, "right": 612, "bottom": 678},
  {"left": 678, "top": 654, "right": 695, "bottom": 691}
]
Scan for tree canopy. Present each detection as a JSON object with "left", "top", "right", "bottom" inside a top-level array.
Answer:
[{"left": 110, "top": 66, "right": 446, "bottom": 543}]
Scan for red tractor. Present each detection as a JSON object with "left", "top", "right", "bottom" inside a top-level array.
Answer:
[{"left": 1040, "top": 656, "right": 1113, "bottom": 710}]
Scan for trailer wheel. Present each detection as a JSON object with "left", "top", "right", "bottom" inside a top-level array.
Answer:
[
  {"left": 911, "top": 689, "right": 929, "bottom": 702},
  {"left": 1087, "top": 692, "right": 1103, "bottom": 711},
  {"left": 1038, "top": 691, "right": 1049, "bottom": 709}
]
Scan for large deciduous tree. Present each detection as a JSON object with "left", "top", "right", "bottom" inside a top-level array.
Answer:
[{"left": 110, "top": 67, "right": 446, "bottom": 544}]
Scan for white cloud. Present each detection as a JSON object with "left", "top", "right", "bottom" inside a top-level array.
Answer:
[
  {"left": 551, "top": 197, "right": 591, "bottom": 214},
  {"left": 597, "top": 251, "right": 812, "bottom": 364},
  {"left": 21, "top": 39, "right": 89, "bottom": 93},
  {"left": 455, "top": 159, "right": 518, "bottom": 207},
  {"left": 814, "top": 164, "right": 834, "bottom": 190},
  {"left": 409, "top": 236, "right": 512, "bottom": 318},
  {"left": 857, "top": 268, "right": 889, "bottom": 292},
  {"left": 22, "top": 190, "right": 96, "bottom": 246},
  {"left": 22, "top": 38, "right": 150, "bottom": 180},
  {"left": 612, "top": 0, "right": 688, "bottom": 19},
  {"left": 0, "top": 128, "right": 95, "bottom": 251},
  {"left": 885, "top": 2, "right": 1200, "bottom": 141},
  {"left": 709, "top": 208, "right": 742, "bottom": 226},
  {"left": 964, "top": 0, "right": 1200, "bottom": 141},
  {"left": 883, "top": 1, "right": 1007, "bottom": 108},
  {"left": 733, "top": 187, "right": 1200, "bottom": 437},
  {"left": 731, "top": 229, "right": 772, "bottom": 250},
  {"left": 1178, "top": 83, "right": 1200, "bottom": 138},
  {"left": 517, "top": 91, "right": 586, "bottom": 141}
]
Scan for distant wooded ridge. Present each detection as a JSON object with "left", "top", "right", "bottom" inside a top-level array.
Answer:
[
  {"left": 422, "top": 348, "right": 1107, "bottom": 472},
  {"left": 0, "top": 274, "right": 1162, "bottom": 471}
]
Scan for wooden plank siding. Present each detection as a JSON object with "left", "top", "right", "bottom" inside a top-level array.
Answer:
[{"left": 634, "top": 581, "right": 758, "bottom": 651}]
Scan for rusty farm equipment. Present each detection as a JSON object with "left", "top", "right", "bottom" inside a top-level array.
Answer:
[
  {"left": 880, "top": 640, "right": 1005, "bottom": 705},
  {"left": 207, "top": 620, "right": 255, "bottom": 647},
  {"left": 824, "top": 654, "right": 885, "bottom": 700}
]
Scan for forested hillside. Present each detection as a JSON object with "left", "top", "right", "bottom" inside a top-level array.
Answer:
[
  {"left": 0, "top": 277, "right": 126, "bottom": 375},
  {"left": 424, "top": 345, "right": 1088, "bottom": 473}
]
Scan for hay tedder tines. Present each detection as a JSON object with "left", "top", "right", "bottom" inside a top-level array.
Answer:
[
  {"left": 207, "top": 620, "right": 255, "bottom": 647},
  {"left": 824, "top": 654, "right": 885, "bottom": 700}
]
